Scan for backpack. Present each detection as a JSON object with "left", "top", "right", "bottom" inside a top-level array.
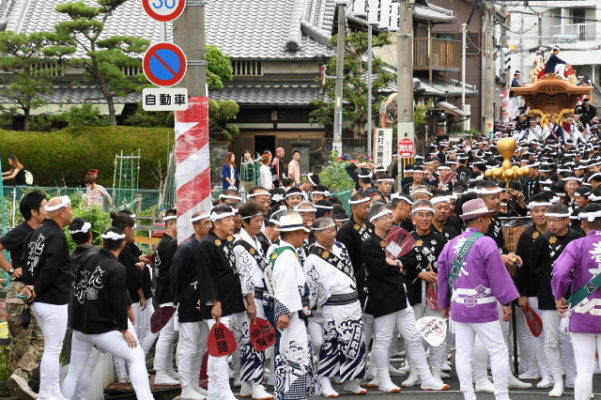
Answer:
[{"left": 24, "top": 170, "right": 33, "bottom": 185}]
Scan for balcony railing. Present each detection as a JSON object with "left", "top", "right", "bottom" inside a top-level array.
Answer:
[
  {"left": 550, "top": 23, "right": 596, "bottom": 41},
  {"left": 414, "top": 37, "right": 461, "bottom": 71}
]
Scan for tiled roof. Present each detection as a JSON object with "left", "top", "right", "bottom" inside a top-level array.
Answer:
[
  {"left": 3, "top": 0, "right": 333, "bottom": 60},
  {"left": 0, "top": 85, "right": 140, "bottom": 105},
  {"left": 212, "top": 81, "right": 321, "bottom": 106},
  {"left": 413, "top": 3, "right": 455, "bottom": 22},
  {"left": 382, "top": 78, "right": 478, "bottom": 97},
  {"left": 0, "top": 80, "right": 322, "bottom": 106}
]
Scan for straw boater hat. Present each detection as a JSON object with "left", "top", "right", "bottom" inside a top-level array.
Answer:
[
  {"left": 276, "top": 213, "right": 310, "bottom": 233},
  {"left": 459, "top": 198, "right": 496, "bottom": 221}
]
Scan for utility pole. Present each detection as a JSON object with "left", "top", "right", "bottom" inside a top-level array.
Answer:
[
  {"left": 461, "top": 22, "right": 467, "bottom": 131},
  {"left": 333, "top": 1, "right": 347, "bottom": 155},
  {"left": 367, "top": 22, "right": 373, "bottom": 157},
  {"left": 481, "top": 1, "right": 495, "bottom": 141},
  {"left": 174, "top": 0, "right": 207, "bottom": 97},
  {"left": 396, "top": 0, "right": 414, "bottom": 188},
  {"left": 173, "top": 0, "right": 209, "bottom": 242}
]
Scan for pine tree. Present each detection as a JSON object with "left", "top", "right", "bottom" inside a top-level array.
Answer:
[
  {"left": 310, "top": 31, "right": 394, "bottom": 138},
  {"left": 0, "top": 32, "right": 71, "bottom": 130},
  {"left": 54, "top": 0, "right": 150, "bottom": 126}
]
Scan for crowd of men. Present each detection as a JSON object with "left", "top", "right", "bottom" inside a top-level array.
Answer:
[{"left": 2, "top": 124, "right": 601, "bottom": 400}]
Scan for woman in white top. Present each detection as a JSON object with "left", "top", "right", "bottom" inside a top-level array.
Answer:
[
  {"left": 260, "top": 151, "right": 274, "bottom": 190},
  {"left": 84, "top": 169, "right": 113, "bottom": 209}
]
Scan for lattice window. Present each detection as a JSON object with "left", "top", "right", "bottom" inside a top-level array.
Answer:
[
  {"left": 122, "top": 66, "right": 142, "bottom": 77},
  {"left": 32, "top": 61, "right": 64, "bottom": 77},
  {"left": 233, "top": 61, "right": 263, "bottom": 76}
]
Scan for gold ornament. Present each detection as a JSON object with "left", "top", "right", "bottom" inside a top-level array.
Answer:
[{"left": 497, "top": 138, "right": 517, "bottom": 160}]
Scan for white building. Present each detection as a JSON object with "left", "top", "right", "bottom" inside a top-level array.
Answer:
[{"left": 506, "top": 0, "right": 601, "bottom": 87}]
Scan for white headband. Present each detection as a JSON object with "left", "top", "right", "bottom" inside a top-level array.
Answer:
[
  {"left": 412, "top": 207, "right": 435, "bottom": 214},
  {"left": 430, "top": 196, "right": 450, "bottom": 205},
  {"left": 70, "top": 222, "right": 91, "bottom": 235},
  {"left": 163, "top": 215, "right": 177, "bottom": 222},
  {"left": 247, "top": 192, "right": 269, "bottom": 199},
  {"left": 334, "top": 217, "right": 349, "bottom": 222},
  {"left": 527, "top": 201, "right": 552, "bottom": 209},
  {"left": 413, "top": 189, "right": 433, "bottom": 196},
  {"left": 268, "top": 219, "right": 281, "bottom": 225},
  {"left": 311, "top": 224, "right": 336, "bottom": 232},
  {"left": 314, "top": 204, "right": 333, "bottom": 210},
  {"left": 45, "top": 196, "right": 71, "bottom": 212},
  {"left": 295, "top": 206, "right": 317, "bottom": 213},
  {"left": 590, "top": 194, "right": 601, "bottom": 202},
  {"left": 475, "top": 187, "right": 503, "bottom": 195},
  {"left": 210, "top": 211, "right": 235, "bottom": 222},
  {"left": 377, "top": 178, "right": 395, "bottom": 183},
  {"left": 311, "top": 191, "right": 330, "bottom": 196},
  {"left": 101, "top": 231, "right": 126, "bottom": 240},
  {"left": 348, "top": 197, "right": 370, "bottom": 205},
  {"left": 579, "top": 211, "right": 601, "bottom": 222},
  {"left": 391, "top": 193, "right": 414, "bottom": 204},
  {"left": 588, "top": 172, "right": 601, "bottom": 182},
  {"left": 564, "top": 177, "right": 582, "bottom": 182},
  {"left": 241, "top": 213, "right": 263, "bottom": 220},
  {"left": 219, "top": 194, "right": 242, "bottom": 201},
  {"left": 286, "top": 192, "right": 304, "bottom": 198},
  {"left": 191, "top": 213, "right": 210, "bottom": 223},
  {"left": 545, "top": 212, "right": 571, "bottom": 218},
  {"left": 369, "top": 209, "right": 392, "bottom": 223}
]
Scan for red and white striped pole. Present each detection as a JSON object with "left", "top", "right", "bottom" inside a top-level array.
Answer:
[
  {"left": 175, "top": 97, "right": 211, "bottom": 242},
  {"left": 501, "top": 89, "right": 510, "bottom": 122}
]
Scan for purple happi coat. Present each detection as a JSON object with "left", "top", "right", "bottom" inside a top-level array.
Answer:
[
  {"left": 438, "top": 227, "right": 519, "bottom": 323},
  {"left": 552, "top": 230, "right": 601, "bottom": 334}
]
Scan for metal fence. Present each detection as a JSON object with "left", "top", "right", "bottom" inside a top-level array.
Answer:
[{"left": 1, "top": 186, "right": 165, "bottom": 231}]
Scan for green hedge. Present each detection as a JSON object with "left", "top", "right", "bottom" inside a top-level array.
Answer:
[{"left": 0, "top": 126, "right": 174, "bottom": 188}]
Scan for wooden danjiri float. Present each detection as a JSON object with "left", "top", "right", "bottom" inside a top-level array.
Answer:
[{"left": 510, "top": 73, "right": 593, "bottom": 125}]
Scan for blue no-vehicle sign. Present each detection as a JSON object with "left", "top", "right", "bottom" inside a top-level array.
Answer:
[{"left": 143, "top": 42, "right": 187, "bottom": 87}]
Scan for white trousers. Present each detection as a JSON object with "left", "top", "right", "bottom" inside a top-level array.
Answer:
[
  {"left": 540, "top": 310, "right": 576, "bottom": 382},
  {"left": 132, "top": 301, "right": 159, "bottom": 354},
  {"left": 373, "top": 308, "right": 431, "bottom": 380},
  {"left": 153, "top": 303, "right": 178, "bottom": 373},
  {"left": 413, "top": 303, "right": 447, "bottom": 373},
  {"left": 177, "top": 321, "right": 209, "bottom": 390},
  {"left": 62, "top": 330, "right": 154, "bottom": 400},
  {"left": 509, "top": 97, "right": 521, "bottom": 119},
  {"left": 208, "top": 314, "right": 242, "bottom": 400},
  {"left": 455, "top": 320, "right": 510, "bottom": 400},
  {"left": 308, "top": 312, "right": 324, "bottom": 357},
  {"left": 555, "top": 64, "right": 566, "bottom": 78},
  {"left": 571, "top": 332, "right": 601, "bottom": 400},
  {"left": 473, "top": 303, "right": 516, "bottom": 381},
  {"left": 32, "top": 302, "right": 68, "bottom": 400},
  {"left": 518, "top": 297, "right": 549, "bottom": 376}
]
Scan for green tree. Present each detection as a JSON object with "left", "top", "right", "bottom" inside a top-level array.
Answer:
[
  {"left": 54, "top": 0, "right": 150, "bottom": 126},
  {"left": 209, "top": 99, "right": 240, "bottom": 142},
  {"left": 310, "top": 31, "right": 395, "bottom": 138},
  {"left": 0, "top": 31, "right": 71, "bottom": 130},
  {"left": 206, "top": 44, "right": 234, "bottom": 90}
]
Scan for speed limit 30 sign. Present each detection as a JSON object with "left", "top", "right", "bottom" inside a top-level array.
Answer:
[{"left": 143, "top": 0, "right": 186, "bottom": 22}]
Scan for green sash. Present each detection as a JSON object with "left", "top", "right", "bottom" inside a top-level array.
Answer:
[
  {"left": 568, "top": 274, "right": 601, "bottom": 308},
  {"left": 269, "top": 246, "right": 297, "bottom": 267},
  {"left": 449, "top": 232, "right": 484, "bottom": 290}
]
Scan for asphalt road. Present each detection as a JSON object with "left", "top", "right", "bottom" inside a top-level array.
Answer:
[{"left": 323, "top": 362, "right": 601, "bottom": 400}]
